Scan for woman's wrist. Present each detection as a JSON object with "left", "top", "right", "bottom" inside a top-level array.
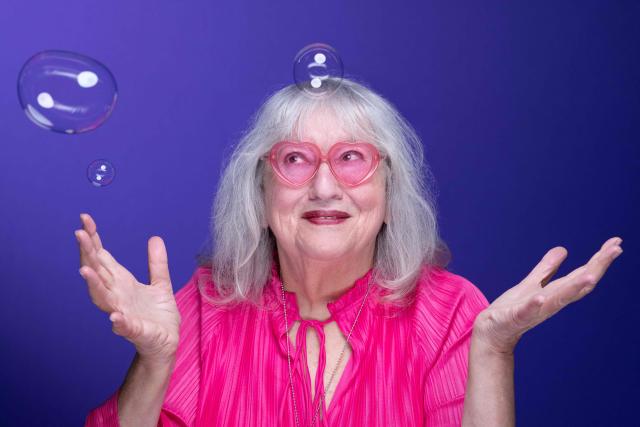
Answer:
[
  {"left": 118, "top": 353, "right": 177, "bottom": 427},
  {"left": 137, "top": 353, "right": 177, "bottom": 370},
  {"left": 463, "top": 327, "right": 516, "bottom": 427},
  {"left": 471, "top": 314, "right": 521, "bottom": 357},
  {"left": 471, "top": 335, "right": 516, "bottom": 359}
]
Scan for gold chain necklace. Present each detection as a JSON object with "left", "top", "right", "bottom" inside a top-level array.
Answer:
[{"left": 280, "top": 278, "right": 372, "bottom": 427}]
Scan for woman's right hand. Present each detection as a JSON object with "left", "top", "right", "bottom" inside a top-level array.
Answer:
[{"left": 75, "top": 213, "right": 181, "bottom": 365}]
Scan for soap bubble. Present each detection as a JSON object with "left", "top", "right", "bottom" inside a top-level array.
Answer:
[
  {"left": 17, "top": 50, "right": 118, "bottom": 134},
  {"left": 293, "top": 43, "right": 344, "bottom": 97},
  {"left": 87, "top": 159, "right": 116, "bottom": 187}
]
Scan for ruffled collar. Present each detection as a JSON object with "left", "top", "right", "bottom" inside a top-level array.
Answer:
[
  {"left": 262, "top": 258, "right": 382, "bottom": 359},
  {"left": 264, "top": 259, "right": 376, "bottom": 320}
]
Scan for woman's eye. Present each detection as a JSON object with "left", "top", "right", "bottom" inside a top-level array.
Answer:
[
  {"left": 341, "top": 151, "right": 363, "bottom": 161},
  {"left": 285, "top": 153, "right": 303, "bottom": 163}
]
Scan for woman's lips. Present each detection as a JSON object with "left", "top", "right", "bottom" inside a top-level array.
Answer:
[
  {"left": 302, "top": 210, "right": 350, "bottom": 225},
  {"left": 304, "top": 217, "right": 348, "bottom": 225}
]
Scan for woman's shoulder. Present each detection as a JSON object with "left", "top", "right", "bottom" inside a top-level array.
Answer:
[
  {"left": 175, "top": 264, "right": 263, "bottom": 316},
  {"left": 415, "top": 265, "right": 489, "bottom": 308},
  {"left": 407, "top": 265, "right": 490, "bottom": 336},
  {"left": 174, "top": 265, "right": 216, "bottom": 306},
  {"left": 172, "top": 265, "right": 232, "bottom": 335}
]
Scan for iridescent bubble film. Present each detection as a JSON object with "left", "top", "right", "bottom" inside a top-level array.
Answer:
[
  {"left": 17, "top": 50, "right": 118, "bottom": 134},
  {"left": 87, "top": 159, "right": 116, "bottom": 187},
  {"left": 293, "top": 43, "right": 344, "bottom": 97}
]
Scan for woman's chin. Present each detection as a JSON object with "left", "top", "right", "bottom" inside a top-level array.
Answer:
[{"left": 296, "top": 244, "right": 352, "bottom": 262}]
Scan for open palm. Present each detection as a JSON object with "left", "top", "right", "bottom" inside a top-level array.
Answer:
[
  {"left": 75, "top": 213, "right": 181, "bottom": 363},
  {"left": 473, "top": 237, "right": 623, "bottom": 354}
]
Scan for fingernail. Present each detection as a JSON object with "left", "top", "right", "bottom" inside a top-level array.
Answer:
[{"left": 78, "top": 268, "right": 85, "bottom": 277}]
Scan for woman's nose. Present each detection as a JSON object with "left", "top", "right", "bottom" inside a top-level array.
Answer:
[{"left": 308, "top": 161, "right": 343, "bottom": 200}]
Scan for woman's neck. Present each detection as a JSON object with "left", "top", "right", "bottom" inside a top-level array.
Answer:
[{"left": 277, "top": 247, "right": 374, "bottom": 320}]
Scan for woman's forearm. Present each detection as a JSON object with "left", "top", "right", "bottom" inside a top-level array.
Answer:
[
  {"left": 117, "top": 353, "right": 176, "bottom": 427},
  {"left": 461, "top": 334, "right": 515, "bottom": 427}
]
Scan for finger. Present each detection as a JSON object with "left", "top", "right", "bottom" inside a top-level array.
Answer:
[
  {"left": 79, "top": 266, "right": 114, "bottom": 313},
  {"left": 84, "top": 247, "right": 124, "bottom": 290},
  {"left": 538, "top": 272, "right": 597, "bottom": 319},
  {"left": 110, "top": 312, "right": 147, "bottom": 343},
  {"left": 75, "top": 229, "right": 103, "bottom": 272},
  {"left": 540, "top": 242, "right": 622, "bottom": 312},
  {"left": 80, "top": 213, "right": 104, "bottom": 250},
  {"left": 526, "top": 236, "right": 621, "bottom": 292},
  {"left": 109, "top": 311, "right": 138, "bottom": 339},
  {"left": 75, "top": 229, "right": 115, "bottom": 287},
  {"left": 517, "top": 246, "right": 568, "bottom": 294},
  {"left": 148, "top": 236, "right": 171, "bottom": 288},
  {"left": 538, "top": 247, "right": 568, "bottom": 288},
  {"left": 587, "top": 239, "right": 623, "bottom": 275},
  {"left": 585, "top": 236, "right": 623, "bottom": 265},
  {"left": 95, "top": 247, "right": 123, "bottom": 275},
  {"left": 548, "top": 237, "right": 623, "bottom": 292}
]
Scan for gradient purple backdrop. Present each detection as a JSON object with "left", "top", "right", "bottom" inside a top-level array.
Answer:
[{"left": 0, "top": 1, "right": 638, "bottom": 426}]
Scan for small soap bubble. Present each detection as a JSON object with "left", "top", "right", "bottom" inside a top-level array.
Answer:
[
  {"left": 293, "top": 43, "right": 344, "bottom": 97},
  {"left": 17, "top": 50, "right": 118, "bottom": 134},
  {"left": 87, "top": 159, "right": 116, "bottom": 187}
]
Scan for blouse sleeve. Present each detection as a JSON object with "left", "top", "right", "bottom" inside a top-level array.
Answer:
[
  {"left": 85, "top": 267, "right": 213, "bottom": 427},
  {"left": 421, "top": 273, "right": 490, "bottom": 426}
]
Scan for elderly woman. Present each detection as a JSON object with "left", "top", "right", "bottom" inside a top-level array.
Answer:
[{"left": 80, "top": 78, "right": 622, "bottom": 426}]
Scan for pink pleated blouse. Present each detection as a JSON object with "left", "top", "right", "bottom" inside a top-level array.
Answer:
[{"left": 85, "top": 263, "right": 489, "bottom": 426}]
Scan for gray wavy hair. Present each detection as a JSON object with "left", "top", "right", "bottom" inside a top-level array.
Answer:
[{"left": 197, "top": 77, "right": 451, "bottom": 306}]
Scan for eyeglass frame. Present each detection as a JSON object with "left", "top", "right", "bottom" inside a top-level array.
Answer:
[{"left": 262, "top": 140, "right": 387, "bottom": 188}]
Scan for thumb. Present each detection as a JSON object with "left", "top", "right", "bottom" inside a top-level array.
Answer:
[
  {"left": 110, "top": 311, "right": 136, "bottom": 338},
  {"left": 148, "top": 236, "right": 171, "bottom": 287},
  {"left": 525, "top": 246, "right": 568, "bottom": 288}
]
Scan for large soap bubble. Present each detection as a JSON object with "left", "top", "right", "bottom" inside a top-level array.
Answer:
[
  {"left": 17, "top": 50, "right": 118, "bottom": 134},
  {"left": 293, "top": 43, "right": 344, "bottom": 97}
]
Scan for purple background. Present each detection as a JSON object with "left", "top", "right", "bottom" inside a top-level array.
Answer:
[{"left": 1, "top": 1, "right": 638, "bottom": 425}]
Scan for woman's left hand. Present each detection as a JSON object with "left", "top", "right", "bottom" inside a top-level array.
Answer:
[{"left": 472, "top": 236, "right": 623, "bottom": 354}]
